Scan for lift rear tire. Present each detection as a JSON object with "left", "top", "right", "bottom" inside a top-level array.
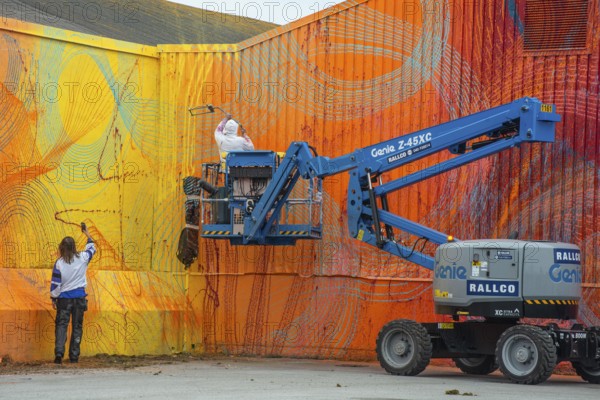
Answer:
[
  {"left": 453, "top": 356, "right": 498, "bottom": 375},
  {"left": 572, "top": 361, "right": 600, "bottom": 384},
  {"left": 496, "top": 325, "right": 557, "bottom": 384},
  {"left": 376, "top": 319, "right": 432, "bottom": 376}
]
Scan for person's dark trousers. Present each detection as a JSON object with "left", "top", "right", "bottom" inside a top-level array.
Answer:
[{"left": 54, "top": 298, "right": 87, "bottom": 361}]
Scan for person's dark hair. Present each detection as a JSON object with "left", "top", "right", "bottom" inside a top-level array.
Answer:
[{"left": 59, "top": 237, "right": 79, "bottom": 264}]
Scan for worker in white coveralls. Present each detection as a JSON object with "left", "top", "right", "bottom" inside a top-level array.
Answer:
[
  {"left": 214, "top": 113, "right": 254, "bottom": 162},
  {"left": 193, "top": 113, "right": 255, "bottom": 196}
]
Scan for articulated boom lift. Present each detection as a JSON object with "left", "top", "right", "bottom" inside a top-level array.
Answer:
[
  {"left": 190, "top": 98, "right": 600, "bottom": 385},
  {"left": 203, "top": 98, "right": 556, "bottom": 251}
]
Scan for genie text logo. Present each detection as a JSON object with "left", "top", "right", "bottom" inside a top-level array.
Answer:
[
  {"left": 549, "top": 264, "right": 582, "bottom": 284},
  {"left": 435, "top": 265, "right": 467, "bottom": 280}
]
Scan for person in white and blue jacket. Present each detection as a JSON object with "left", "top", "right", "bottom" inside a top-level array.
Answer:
[{"left": 50, "top": 225, "right": 96, "bottom": 364}]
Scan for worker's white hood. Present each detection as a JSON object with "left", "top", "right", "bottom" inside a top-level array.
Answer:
[{"left": 223, "top": 120, "right": 239, "bottom": 136}]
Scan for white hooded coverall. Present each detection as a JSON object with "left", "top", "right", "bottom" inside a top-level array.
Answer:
[{"left": 214, "top": 119, "right": 255, "bottom": 162}]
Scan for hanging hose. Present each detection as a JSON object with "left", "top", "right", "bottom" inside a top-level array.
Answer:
[
  {"left": 176, "top": 228, "right": 199, "bottom": 269},
  {"left": 177, "top": 177, "right": 205, "bottom": 269}
]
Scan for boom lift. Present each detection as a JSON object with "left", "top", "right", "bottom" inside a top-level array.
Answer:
[{"left": 187, "top": 98, "right": 600, "bottom": 384}]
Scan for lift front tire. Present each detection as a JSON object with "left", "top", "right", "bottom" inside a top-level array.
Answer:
[
  {"left": 376, "top": 319, "right": 432, "bottom": 376},
  {"left": 496, "top": 325, "right": 557, "bottom": 384},
  {"left": 453, "top": 356, "right": 498, "bottom": 375},
  {"left": 572, "top": 361, "right": 600, "bottom": 384}
]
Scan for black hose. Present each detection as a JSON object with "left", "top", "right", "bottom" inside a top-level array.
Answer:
[
  {"left": 198, "top": 180, "right": 218, "bottom": 196},
  {"left": 395, "top": 237, "right": 429, "bottom": 260},
  {"left": 183, "top": 177, "right": 218, "bottom": 196}
]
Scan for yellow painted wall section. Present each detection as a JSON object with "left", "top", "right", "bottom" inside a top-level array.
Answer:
[{"left": 0, "top": 18, "right": 191, "bottom": 361}]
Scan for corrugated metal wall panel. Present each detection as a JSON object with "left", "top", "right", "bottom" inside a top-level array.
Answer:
[
  {"left": 2, "top": 0, "right": 598, "bottom": 362},
  {"left": 163, "top": 0, "right": 600, "bottom": 356},
  {"left": 0, "top": 19, "right": 190, "bottom": 361}
]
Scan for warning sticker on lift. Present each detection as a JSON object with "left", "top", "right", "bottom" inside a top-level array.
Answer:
[{"left": 387, "top": 142, "right": 432, "bottom": 164}]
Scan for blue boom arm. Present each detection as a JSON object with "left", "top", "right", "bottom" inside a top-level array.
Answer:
[{"left": 234, "top": 98, "right": 560, "bottom": 269}]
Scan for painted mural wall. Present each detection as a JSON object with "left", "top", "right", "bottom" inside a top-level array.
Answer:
[
  {"left": 1, "top": 0, "right": 599, "bottom": 361},
  {"left": 0, "top": 18, "right": 191, "bottom": 361},
  {"left": 172, "top": 0, "right": 600, "bottom": 359}
]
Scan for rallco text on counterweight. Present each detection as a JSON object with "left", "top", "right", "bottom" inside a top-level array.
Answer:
[
  {"left": 467, "top": 281, "right": 519, "bottom": 296},
  {"left": 554, "top": 250, "right": 581, "bottom": 263}
]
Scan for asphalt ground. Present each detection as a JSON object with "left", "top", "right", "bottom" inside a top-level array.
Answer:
[{"left": 0, "top": 357, "right": 597, "bottom": 400}]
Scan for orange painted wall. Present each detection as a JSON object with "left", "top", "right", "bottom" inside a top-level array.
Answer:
[
  {"left": 166, "top": 0, "right": 600, "bottom": 358},
  {"left": 1, "top": 0, "right": 599, "bottom": 361}
]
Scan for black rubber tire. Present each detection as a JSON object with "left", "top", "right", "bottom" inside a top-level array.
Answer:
[
  {"left": 453, "top": 356, "right": 498, "bottom": 375},
  {"left": 495, "top": 325, "right": 557, "bottom": 385},
  {"left": 376, "top": 319, "right": 432, "bottom": 376},
  {"left": 572, "top": 361, "right": 600, "bottom": 384}
]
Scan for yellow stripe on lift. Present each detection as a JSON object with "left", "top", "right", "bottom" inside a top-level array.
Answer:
[{"left": 526, "top": 299, "right": 579, "bottom": 305}]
